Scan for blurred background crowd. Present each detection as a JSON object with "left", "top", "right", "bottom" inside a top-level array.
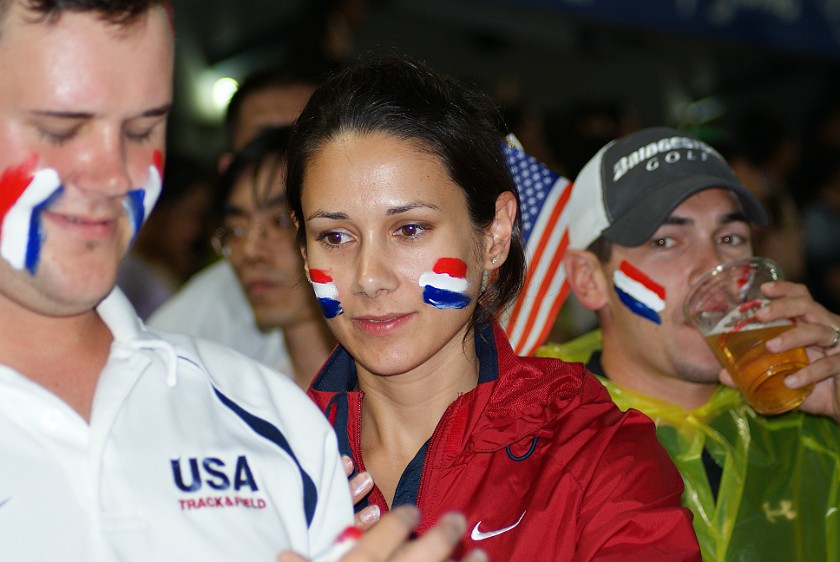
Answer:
[{"left": 126, "top": 0, "right": 840, "bottom": 343}]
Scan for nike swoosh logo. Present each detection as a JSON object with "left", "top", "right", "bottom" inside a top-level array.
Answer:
[
  {"left": 471, "top": 511, "right": 526, "bottom": 541},
  {"left": 0, "top": 497, "right": 10, "bottom": 508}
]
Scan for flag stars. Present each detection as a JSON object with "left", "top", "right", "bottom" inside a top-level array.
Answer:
[{"left": 502, "top": 143, "right": 562, "bottom": 240}]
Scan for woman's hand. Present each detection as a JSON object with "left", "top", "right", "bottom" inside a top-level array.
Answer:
[{"left": 342, "top": 455, "right": 379, "bottom": 530}]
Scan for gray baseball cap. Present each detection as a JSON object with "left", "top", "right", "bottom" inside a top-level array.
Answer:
[{"left": 567, "top": 127, "right": 768, "bottom": 249}]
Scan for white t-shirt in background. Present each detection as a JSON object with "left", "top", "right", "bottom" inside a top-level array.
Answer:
[{"left": 149, "top": 260, "right": 291, "bottom": 374}]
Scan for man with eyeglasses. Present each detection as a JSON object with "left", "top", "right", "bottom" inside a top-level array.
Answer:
[
  {"left": 209, "top": 127, "right": 334, "bottom": 389},
  {"left": 150, "top": 66, "right": 328, "bottom": 386}
]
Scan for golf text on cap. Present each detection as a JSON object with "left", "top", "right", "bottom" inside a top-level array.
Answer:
[{"left": 612, "top": 136, "right": 722, "bottom": 182}]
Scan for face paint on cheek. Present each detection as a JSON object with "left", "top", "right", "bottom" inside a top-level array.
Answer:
[
  {"left": 613, "top": 260, "right": 666, "bottom": 325},
  {"left": 0, "top": 157, "right": 64, "bottom": 275},
  {"left": 419, "top": 257, "right": 471, "bottom": 310},
  {"left": 309, "top": 268, "right": 344, "bottom": 319},
  {"left": 123, "top": 150, "right": 164, "bottom": 241}
]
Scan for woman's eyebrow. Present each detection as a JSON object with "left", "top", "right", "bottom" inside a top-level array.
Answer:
[
  {"left": 385, "top": 202, "right": 440, "bottom": 216},
  {"left": 307, "top": 201, "right": 440, "bottom": 222}
]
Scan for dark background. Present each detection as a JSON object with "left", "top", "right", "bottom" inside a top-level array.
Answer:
[{"left": 167, "top": 0, "right": 840, "bottom": 173}]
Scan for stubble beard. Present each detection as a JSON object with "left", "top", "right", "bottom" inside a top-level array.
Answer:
[{"left": 672, "top": 347, "right": 723, "bottom": 385}]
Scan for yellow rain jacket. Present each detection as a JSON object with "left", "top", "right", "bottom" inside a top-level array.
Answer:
[{"left": 539, "top": 331, "right": 840, "bottom": 561}]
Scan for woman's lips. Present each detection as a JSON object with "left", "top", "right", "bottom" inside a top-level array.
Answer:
[{"left": 352, "top": 313, "right": 414, "bottom": 336}]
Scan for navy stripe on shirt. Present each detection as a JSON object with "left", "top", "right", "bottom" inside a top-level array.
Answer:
[{"left": 213, "top": 387, "right": 318, "bottom": 526}]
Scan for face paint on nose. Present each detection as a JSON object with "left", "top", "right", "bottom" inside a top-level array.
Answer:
[
  {"left": 309, "top": 268, "right": 344, "bottom": 319},
  {"left": 419, "top": 257, "right": 471, "bottom": 310},
  {"left": 0, "top": 155, "right": 63, "bottom": 275},
  {"left": 613, "top": 260, "right": 666, "bottom": 325},
  {"left": 123, "top": 149, "right": 164, "bottom": 241}
]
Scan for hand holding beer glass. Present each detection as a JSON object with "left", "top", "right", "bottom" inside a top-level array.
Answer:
[{"left": 684, "top": 257, "right": 814, "bottom": 415}]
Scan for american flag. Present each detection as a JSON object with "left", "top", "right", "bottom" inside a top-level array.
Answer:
[{"left": 500, "top": 135, "right": 573, "bottom": 356}]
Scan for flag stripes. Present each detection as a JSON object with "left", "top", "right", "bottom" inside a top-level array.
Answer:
[{"left": 500, "top": 136, "right": 574, "bottom": 356}]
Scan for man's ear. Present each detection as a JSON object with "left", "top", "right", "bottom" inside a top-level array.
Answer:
[
  {"left": 484, "top": 191, "right": 517, "bottom": 270},
  {"left": 564, "top": 249, "right": 610, "bottom": 311}
]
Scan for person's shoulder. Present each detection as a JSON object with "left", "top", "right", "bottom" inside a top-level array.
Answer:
[
  {"left": 148, "top": 261, "right": 240, "bottom": 327},
  {"left": 493, "top": 354, "right": 627, "bottom": 444},
  {"left": 505, "top": 355, "right": 678, "bottom": 490},
  {"left": 158, "top": 328, "right": 333, "bottom": 431},
  {"left": 511, "top": 354, "right": 654, "bottom": 441},
  {"left": 490, "top": 326, "right": 618, "bottom": 424},
  {"left": 158, "top": 329, "right": 292, "bottom": 389},
  {"left": 168, "top": 259, "right": 237, "bottom": 295},
  {"left": 514, "top": 353, "right": 605, "bottom": 401},
  {"left": 147, "top": 261, "right": 262, "bottom": 348}
]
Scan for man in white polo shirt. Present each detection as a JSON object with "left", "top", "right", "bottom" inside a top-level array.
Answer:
[
  {"left": 0, "top": 2, "right": 487, "bottom": 559},
  {"left": 0, "top": 2, "right": 479, "bottom": 560}
]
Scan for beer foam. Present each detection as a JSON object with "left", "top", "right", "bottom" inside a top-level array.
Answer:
[{"left": 707, "top": 300, "right": 792, "bottom": 335}]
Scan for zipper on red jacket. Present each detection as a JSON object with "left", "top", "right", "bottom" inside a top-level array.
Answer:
[
  {"left": 352, "top": 393, "right": 390, "bottom": 512},
  {"left": 414, "top": 399, "right": 458, "bottom": 529},
  {"left": 353, "top": 392, "right": 364, "bottom": 472}
]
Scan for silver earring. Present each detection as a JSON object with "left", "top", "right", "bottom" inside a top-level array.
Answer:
[{"left": 491, "top": 256, "right": 499, "bottom": 265}]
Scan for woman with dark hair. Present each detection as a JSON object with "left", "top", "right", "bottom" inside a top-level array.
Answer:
[{"left": 286, "top": 56, "right": 700, "bottom": 560}]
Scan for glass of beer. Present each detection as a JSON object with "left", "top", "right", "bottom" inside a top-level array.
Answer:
[{"left": 683, "top": 257, "right": 813, "bottom": 415}]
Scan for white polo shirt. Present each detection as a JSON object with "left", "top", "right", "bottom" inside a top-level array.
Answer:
[{"left": 0, "top": 289, "right": 352, "bottom": 561}]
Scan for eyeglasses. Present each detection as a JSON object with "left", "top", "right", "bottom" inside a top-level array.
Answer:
[{"left": 212, "top": 209, "right": 295, "bottom": 257}]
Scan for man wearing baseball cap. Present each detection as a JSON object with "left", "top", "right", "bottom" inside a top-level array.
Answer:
[{"left": 540, "top": 127, "right": 840, "bottom": 561}]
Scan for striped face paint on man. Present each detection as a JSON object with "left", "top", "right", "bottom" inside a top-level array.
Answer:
[
  {"left": 0, "top": 151, "right": 163, "bottom": 275},
  {"left": 308, "top": 268, "right": 343, "bottom": 319},
  {"left": 123, "top": 150, "right": 164, "bottom": 243},
  {"left": 419, "top": 257, "right": 471, "bottom": 310},
  {"left": 613, "top": 260, "right": 666, "bottom": 324}
]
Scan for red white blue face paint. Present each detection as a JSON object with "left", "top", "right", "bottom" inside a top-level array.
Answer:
[
  {"left": 0, "top": 156, "right": 63, "bottom": 275},
  {"left": 613, "top": 260, "right": 666, "bottom": 324},
  {"left": 309, "top": 268, "right": 344, "bottom": 319},
  {"left": 419, "top": 257, "right": 471, "bottom": 310},
  {"left": 0, "top": 151, "right": 164, "bottom": 276},
  {"left": 124, "top": 150, "right": 164, "bottom": 243}
]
